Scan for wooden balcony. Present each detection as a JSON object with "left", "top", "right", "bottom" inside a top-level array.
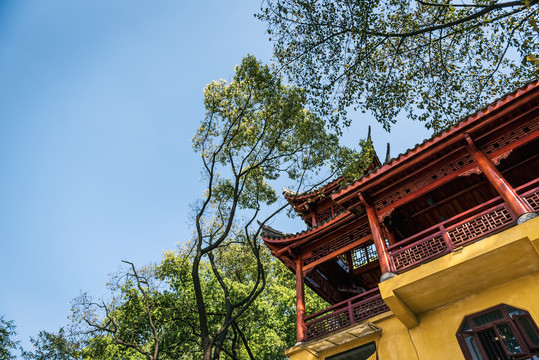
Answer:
[
  {"left": 304, "top": 288, "right": 389, "bottom": 340},
  {"left": 388, "top": 178, "right": 539, "bottom": 273}
]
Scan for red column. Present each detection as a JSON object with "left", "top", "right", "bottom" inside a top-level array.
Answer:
[
  {"left": 464, "top": 133, "right": 533, "bottom": 217},
  {"left": 295, "top": 256, "right": 307, "bottom": 343},
  {"left": 359, "top": 193, "right": 396, "bottom": 278}
]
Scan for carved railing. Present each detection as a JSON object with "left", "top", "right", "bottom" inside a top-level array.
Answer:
[
  {"left": 388, "top": 179, "right": 539, "bottom": 273},
  {"left": 304, "top": 288, "right": 389, "bottom": 340}
]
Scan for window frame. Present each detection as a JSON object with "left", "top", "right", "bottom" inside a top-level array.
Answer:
[{"left": 456, "top": 304, "right": 539, "bottom": 360}]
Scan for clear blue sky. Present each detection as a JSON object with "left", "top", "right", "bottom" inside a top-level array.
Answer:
[{"left": 0, "top": 0, "right": 430, "bottom": 353}]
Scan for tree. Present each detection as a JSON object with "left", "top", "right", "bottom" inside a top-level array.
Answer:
[
  {"left": 190, "top": 54, "right": 348, "bottom": 360},
  {"left": 258, "top": 0, "right": 539, "bottom": 131},
  {"left": 70, "top": 55, "right": 365, "bottom": 360},
  {"left": 69, "top": 245, "right": 327, "bottom": 360},
  {"left": 71, "top": 261, "right": 161, "bottom": 360},
  {"left": 0, "top": 316, "right": 18, "bottom": 360},
  {"left": 158, "top": 244, "right": 327, "bottom": 360}
]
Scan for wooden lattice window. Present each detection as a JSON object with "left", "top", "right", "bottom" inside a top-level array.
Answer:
[
  {"left": 457, "top": 304, "right": 539, "bottom": 360},
  {"left": 351, "top": 240, "right": 378, "bottom": 269}
]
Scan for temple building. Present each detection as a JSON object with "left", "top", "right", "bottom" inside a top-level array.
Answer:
[{"left": 261, "top": 80, "right": 539, "bottom": 360}]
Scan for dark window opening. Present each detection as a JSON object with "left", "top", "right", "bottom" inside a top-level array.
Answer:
[
  {"left": 327, "top": 341, "right": 376, "bottom": 360},
  {"left": 457, "top": 304, "right": 539, "bottom": 360}
]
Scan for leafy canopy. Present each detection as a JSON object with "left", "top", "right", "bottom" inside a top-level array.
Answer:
[{"left": 259, "top": 0, "right": 539, "bottom": 131}]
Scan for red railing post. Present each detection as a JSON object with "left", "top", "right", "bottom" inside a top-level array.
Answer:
[
  {"left": 440, "top": 224, "right": 454, "bottom": 252},
  {"left": 348, "top": 300, "right": 355, "bottom": 325},
  {"left": 464, "top": 133, "right": 534, "bottom": 220}
]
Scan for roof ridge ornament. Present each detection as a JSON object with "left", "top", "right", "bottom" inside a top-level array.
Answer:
[
  {"left": 384, "top": 142, "right": 391, "bottom": 164},
  {"left": 282, "top": 187, "right": 298, "bottom": 196}
]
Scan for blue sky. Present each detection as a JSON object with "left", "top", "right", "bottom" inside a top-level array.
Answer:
[{"left": 0, "top": 0, "right": 431, "bottom": 353}]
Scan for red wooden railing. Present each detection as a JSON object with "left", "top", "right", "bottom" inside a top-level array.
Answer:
[
  {"left": 304, "top": 288, "right": 389, "bottom": 340},
  {"left": 388, "top": 179, "right": 539, "bottom": 273}
]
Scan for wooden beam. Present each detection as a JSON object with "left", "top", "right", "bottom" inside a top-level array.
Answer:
[{"left": 302, "top": 234, "right": 373, "bottom": 273}]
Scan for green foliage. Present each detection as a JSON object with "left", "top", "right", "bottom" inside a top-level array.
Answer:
[
  {"left": 190, "top": 55, "right": 364, "bottom": 359},
  {"left": 22, "top": 328, "right": 82, "bottom": 360},
  {"left": 66, "top": 245, "right": 327, "bottom": 360},
  {"left": 157, "top": 245, "right": 327, "bottom": 360},
  {"left": 334, "top": 137, "right": 375, "bottom": 183},
  {"left": 0, "top": 316, "right": 18, "bottom": 360},
  {"left": 259, "top": 0, "right": 539, "bottom": 131},
  {"left": 193, "top": 54, "right": 341, "bottom": 213},
  {"left": 67, "top": 55, "right": 375, "bottom": 360}
]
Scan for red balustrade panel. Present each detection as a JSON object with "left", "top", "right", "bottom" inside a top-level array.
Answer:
[
  {"left": 525, "top": 190, "right": 539, "bottom": 211},
  {"left": 306, "top": 308, "right": 350, "bottom": 340},
  {"left": 352, "top": 296, "right": 389, "bottom": 323},
  {"left": 447, "top": 206, "right": 513, "bottom": 247},
  {"left": 391, "top": 234, "right": 448, "bottom": 272},
  {"left": 305, "top": 290, "right": 388, "bottom": 340},
  {"left": 481, "top": 120, "right": 539, "bottom": 155}
]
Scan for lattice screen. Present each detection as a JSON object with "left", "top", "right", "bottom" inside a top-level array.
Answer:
[
  {"left": 392, "top": 234, "right": 447, "bottom": 271},
  {"left": 375, "top": 154, "right": 475, "bottom": 211},
  {"left": 350, "top": 240, "right": 378, "bottom": 269},
  {"left": 525, "top": 190, "right": 539, "bottom": 211},
  {"left": 352, "top": 296, "right": 389, "bottom": 323},
  {"left": 306, "top": 310, "right": 350, "bottom": 339},
  {"left": 481, "top": 120, "right": 539, "bottom": 155},
  {"left": 448, "top": 207, "right": 513, "bottom": 246},
  {"left": 303, "top": 222, "right": 371, "bottom": 266}
]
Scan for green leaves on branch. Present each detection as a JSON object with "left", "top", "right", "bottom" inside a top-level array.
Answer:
[
  {"left": 0, "top": 316, "right": 18, "bottom": 360},
  {"left": 259, "top": 0, "right": 539, "bottom": 131},
  {"left": 193, "top": 55, "right": 340, "bottom": 212},
  {"left": 334, "top": 138, "right": 375, "bottom": 184}
]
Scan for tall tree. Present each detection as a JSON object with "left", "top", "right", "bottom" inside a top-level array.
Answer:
[
  {"left": 190, "top": 54, "right": 346, "bottom": 360},
  {"left": 259, "top": 0, "right": 539, "bottom": 131}
]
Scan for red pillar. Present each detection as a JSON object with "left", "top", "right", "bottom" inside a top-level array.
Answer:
[
  {"left": 464, "top": 133, "right": 533, "bottom": 217},
  {"left": 295, "top": 256, "right": 307, "bottom": 343},
  {"left": 359, "top": 193, "right": 396, "bottom": 279}
]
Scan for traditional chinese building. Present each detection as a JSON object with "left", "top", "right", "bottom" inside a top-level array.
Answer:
[{"left": 262, "top": 80, "right": 539, "bottom": 360}]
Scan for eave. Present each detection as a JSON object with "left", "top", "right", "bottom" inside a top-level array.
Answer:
[{"left": 331, "top": 80, "right": 539, "bottom": 206}]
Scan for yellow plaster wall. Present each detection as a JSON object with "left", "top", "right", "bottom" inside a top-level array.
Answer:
[
  {"left": 409, "top": 272, "right": 539, "bottom": 360},
  {"left": 286, "top": 218, "right": 539, "bottom": 360},
  {"left": 288, "top": 273, "right": 539, "bottom": 360}
]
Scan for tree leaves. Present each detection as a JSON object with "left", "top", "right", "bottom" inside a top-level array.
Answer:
[
  {"left": 259, "top": 0, "right": 539, "bottom": 132},
  {"left": 0, "top": 316, "right": 18, "bottom": 360}
]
